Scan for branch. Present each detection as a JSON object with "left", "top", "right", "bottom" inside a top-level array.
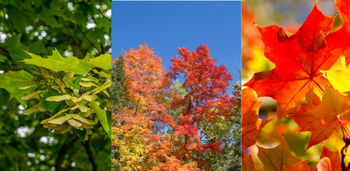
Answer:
[
  {"left": 56, "top": 135, "right": 79, "bottom": 171},
  {"left": 76, "top": 24, "right": 102, "bottom": 54},
  {"left": 82, "top": 138, "right": 98, "bottom": 171},
  {"left": 63, "top": 21, "right": 80, "bottom": 45},
  {"left": 0, "top": 45, "right": 9, "bottom": 53},
  {"left": 64, "top": 20, "right": 102, "bottom": 54}
]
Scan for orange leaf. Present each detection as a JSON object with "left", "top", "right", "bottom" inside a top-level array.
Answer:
[
  {"left": 242, "top": 152, "right": 262, "bottom": 171},
  {"left": 244, "top": 2, "right": 335, "bottom": 121},
  {"left": 319, "top": 145, "right": 341, "bottom": 171},
  {"left": 257, "top": 138, "right": 300, "bottom": 171},
  {"left": 284, "top": 161, "right": 316, "bottom": 171},
  {"left": 291, "top": 88, "right": 350, "bottom": 149},
  {"left": 242, "top": 88, "right": 270, "bottom": 151}
]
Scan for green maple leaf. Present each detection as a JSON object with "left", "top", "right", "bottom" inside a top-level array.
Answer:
[
  {"left": 89, "top": 54, "right": 111, "bottom": 70},
  {"left": 23, "top": 49, "right": 93, "bottom": 75},
  {"left": 0, "top": 70, "right": 35, "bottom": 106}
]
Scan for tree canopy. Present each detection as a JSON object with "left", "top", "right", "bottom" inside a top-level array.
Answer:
[{"left": 112, "top": 43, "right": 241, "bottom": 171}]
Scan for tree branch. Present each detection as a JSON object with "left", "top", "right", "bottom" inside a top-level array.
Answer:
[
  {"left": 63, "top": 20, "right": 102, "bottom": 54},
  {"left": 76, "top": 24, "right": 102, "bottom": 54},
  {"left": 0, "top": 45, "right": 9, "bottom": 54},
  {"left": 82, "top": 138, "right": 98, "bottom": 171},
  {"left": 56, "top": 135, "right": 79, "bottom": 171}
]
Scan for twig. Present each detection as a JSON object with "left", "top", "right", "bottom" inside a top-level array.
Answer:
[
  {"left": 64, "top": 20, "right": 102, "bottom": 54},
  {"left": 0, "top": 45, "right": 9, "bottom": 53},
  {"left": 63, "top": 21, "right": 80, "bottom": 45},
  {"left": 98, "top": 7, "right": 111, "bottom": 22},
  {"left": 56, "top": 72, "right": 72, "bottom": 96},
  {"left": 76, "top": 25, "right": 102, "bottom": 54}
]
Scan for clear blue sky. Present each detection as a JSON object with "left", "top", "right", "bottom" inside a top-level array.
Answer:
[{"left": 112, "top": 1, "right": 241, "bottom": 95}]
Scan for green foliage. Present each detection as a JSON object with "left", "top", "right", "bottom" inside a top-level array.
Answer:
[
  {"left": 111, "top": 52, "right": 127, "bottom": 171},
  {"left": 0, "top": 0, "right": 111, "bottom": 170},
  {"left": 0, "top": 50, "right": 111, "bottom": 141},
  {"left": 112, "top": 52, "right": 127, "bottom": 113},
  {"left": 200, "top": 81, "right": 241, "bottom": 171}
]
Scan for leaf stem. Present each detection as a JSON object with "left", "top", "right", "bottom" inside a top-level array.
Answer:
[{"left": 56, "top": 72, "right": 72, "bottom": 96}]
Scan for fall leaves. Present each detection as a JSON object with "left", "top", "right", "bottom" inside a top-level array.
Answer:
[
  {"left": 243, "top": 0, "right": 350, "bottom": 170},
  {"left": 112, "top": 44, "right": 239, "bottom": 170}
]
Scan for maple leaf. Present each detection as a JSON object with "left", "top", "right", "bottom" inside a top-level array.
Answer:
[
  {"left": 312, "top": 88, "right": 350, "bottom": 129},
  {"left": 257, "top": 137, "right": 300, "bottom": 171},
  {"left": 318, "top": 145, "right": 342, "bottom": 171},
  {"left": 284, "top": 161, "right": 316, "bottom": 171},
  {"left": 326, "top": 57, "right": 350, "bottom": 95},
  {"left": 242, "top": 87, "right": 270, "bottom": 151},
  {"left": 290, "top": 88, "right": 350, "bottom": 149},
  {"left": 325, "top": 0, "right": 350, "bottom": 66},
  {"left": 244, "top": 2, "right": 335, "bottom": 121},
  {"left": 0, "top": 70, "right": 35, "bottom": 106},
  {"left": 242, "top": 152, "right": 262, "bottom": 171}
]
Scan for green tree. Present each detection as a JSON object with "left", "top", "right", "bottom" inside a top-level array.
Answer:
[
  {"left": 112, "top": 51, "right": 127, "bottom": 113},
  {"left": 0, "top": 0, "right": 111, "bottom": 170},
  {"left": 111, "top": 52, "right": 127, "bottom": 171}
]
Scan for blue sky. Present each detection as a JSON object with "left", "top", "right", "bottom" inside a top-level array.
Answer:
[{"left": 112, "top": 1, "right": 241, "bottom": 95}]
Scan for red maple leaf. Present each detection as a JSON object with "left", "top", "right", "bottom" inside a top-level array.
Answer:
[
  {"left": 244, "top": 2, "right": 335, "bottom": 121},
  {"left": 325, "top": 0, "right": 350, "bottom": 66},
  {"left": 317, "top": 145, "right": 342, "bottom": 171}
]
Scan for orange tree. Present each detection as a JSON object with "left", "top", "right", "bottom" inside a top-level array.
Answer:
[{"left": 112, "top": 44, "right": 239, "bottom": 170}]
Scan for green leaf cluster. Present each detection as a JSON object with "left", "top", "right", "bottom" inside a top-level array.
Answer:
[{"left": 0, "top": 50, "right": 111, "bottom": 141}]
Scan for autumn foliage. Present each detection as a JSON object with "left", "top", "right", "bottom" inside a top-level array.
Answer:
[
  {"left": 243, "top": 0, "right": 350, "bottom": 170},
  {"left": 112, "top": 44, "right": 238, "bottom": 170}
]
